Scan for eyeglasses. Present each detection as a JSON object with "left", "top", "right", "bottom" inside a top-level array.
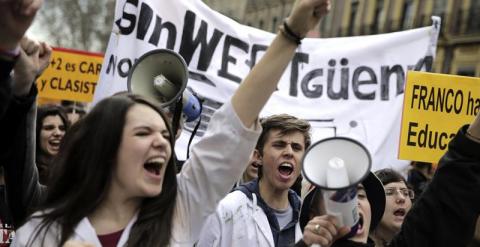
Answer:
[{"left": 385, "top": 188, "right": 415, "bottom": 199}]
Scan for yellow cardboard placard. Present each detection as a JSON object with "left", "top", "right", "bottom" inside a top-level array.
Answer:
[
  {"left": 36, "top": 47, "right": 104, "bottom": 102},
  {"left": 399, "top": 71, "right": 480, "bottom": 163}
]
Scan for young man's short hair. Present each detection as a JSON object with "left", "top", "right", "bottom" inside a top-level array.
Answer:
[{"left": 256, "top": 114, "right": 311, "bottom": 154}]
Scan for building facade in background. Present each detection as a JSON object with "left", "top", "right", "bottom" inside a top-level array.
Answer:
[
  {"left": 203, "top": 0, "right": 295, "bottom": 33},
  {"left": 203, "top": 0, "right": 480, "bottom": 77}
]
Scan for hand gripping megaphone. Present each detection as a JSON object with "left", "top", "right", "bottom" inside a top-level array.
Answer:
[
  {"left": 127, "top": 49, "right": 201, "bottom": 122},
  {"left": 302, "top": 137, "right": 371, "bottom": 235}
]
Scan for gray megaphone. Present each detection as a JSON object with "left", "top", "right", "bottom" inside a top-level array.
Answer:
[
  {"left": 127, "top": 49, "right": 201, "bottom": 122},
  {"left": 302, "top": 137, "right": 371, "bottom": 232}
]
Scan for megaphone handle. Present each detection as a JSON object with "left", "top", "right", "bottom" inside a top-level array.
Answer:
[
  {"left": 186, "top": 98, "right": 203, "bottom": 159},
  {"left": 171, "top": 99, "right": 183, "bottom": 139},
  {"left": 186, "top": 114, "right": 202, "bottom": 159}
]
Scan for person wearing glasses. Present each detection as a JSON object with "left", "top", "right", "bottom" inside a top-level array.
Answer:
[{"left": 370, "top": 169, "right": 414, "bottom": 247}]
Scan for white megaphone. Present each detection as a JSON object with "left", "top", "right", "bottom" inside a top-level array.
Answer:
[
  {"left": 302, "top": 137, "right": 371, "bottom": 233},
  {"left": 127, "top": 49, "right": 201, "bottom": 122}
]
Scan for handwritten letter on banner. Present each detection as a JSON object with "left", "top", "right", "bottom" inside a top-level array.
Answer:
[{"left": 95, "top": 0, "right": 440, "bottom": 170}]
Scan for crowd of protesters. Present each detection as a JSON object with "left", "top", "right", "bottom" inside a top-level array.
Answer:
[{"left": 1, "top": 0, "right": 480, "bottom": 246}]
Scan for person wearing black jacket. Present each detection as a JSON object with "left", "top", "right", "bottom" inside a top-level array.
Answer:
[
  {"left": 298, "top": 114, "right": 480, "bottom": 246},
  {"left": 0, "top": 0, "right": 50, "bottom": 229}
]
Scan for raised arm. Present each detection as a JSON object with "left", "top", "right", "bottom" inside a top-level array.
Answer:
[
  {"left": 1, "top": 37, "right": 51, "bottom": 227},
  {"left": 231, "top": 0, "right": 330, "bottom": 128},
  {"left": 173, "top": 1, "right": 331, "bottom": 244}
]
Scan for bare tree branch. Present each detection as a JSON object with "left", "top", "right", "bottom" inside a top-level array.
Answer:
[{"left": 37, "top": 0, "right": 115, "bottom": 52}]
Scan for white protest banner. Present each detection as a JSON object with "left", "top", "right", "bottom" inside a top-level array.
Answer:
[{"left": 95, "top": 0, "right": 440, "bottom": 171}]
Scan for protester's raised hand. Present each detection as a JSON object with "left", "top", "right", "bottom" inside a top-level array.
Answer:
[
  {"left": 286, "top": 0, "right": 330, "bottom": 38},
  {"left": 38, "top": 41, "right": 52, "bottom": 72},
  {"left": 230, "top": 0, "right": 331, "bottom": 128},
  {"left": 0, "top": 0, "right": 43, "bottom": 51},
  {"left": 302, "top": 215, "right": 350, "bottom": 247},
  {"left": 13, "top": 37, "right": 52, "bottom": 96}
]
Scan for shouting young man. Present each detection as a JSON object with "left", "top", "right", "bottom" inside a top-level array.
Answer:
[{"left": 197, "top": 114, "right": 311, "bottom": 246}]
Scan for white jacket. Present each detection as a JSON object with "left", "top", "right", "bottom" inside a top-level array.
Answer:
[
  {"left": 12, "top": 102, "right": 261, "bottom": 247},
  {"left": 196, "top": 190, "right": 303, "bottom": 247}
]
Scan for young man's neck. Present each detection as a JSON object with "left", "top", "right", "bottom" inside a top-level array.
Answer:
[{"left": 258, "top": 179, "right": 290, "bottom": 210}]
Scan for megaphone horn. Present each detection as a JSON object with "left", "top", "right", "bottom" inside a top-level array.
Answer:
[
  {"left": 302, "top": 137, "right": 371, "bottom": 190},
  {"left": 127, "top": 49, "right": 188, "bottom": 108},
  {"left": 302, "top": 137, "right": 371, "bottom": 231}
]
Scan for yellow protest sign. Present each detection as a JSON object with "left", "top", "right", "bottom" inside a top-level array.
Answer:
[
  {"left": 399, "top": 71, "right": 480, "bottom": 163},
  {"left": 36, "top": 47, "right": 104, "bottom": 102}
]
